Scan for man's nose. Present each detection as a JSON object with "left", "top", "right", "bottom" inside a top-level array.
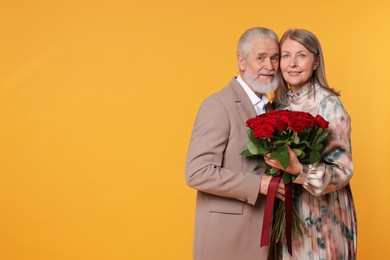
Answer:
[{"left": 264, "top": 58, "right": 273, "bottom": 70}]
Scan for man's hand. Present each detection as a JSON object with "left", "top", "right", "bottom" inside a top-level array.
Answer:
[{"left": 259, "top": 175, "right": 285, "bottom": 202}]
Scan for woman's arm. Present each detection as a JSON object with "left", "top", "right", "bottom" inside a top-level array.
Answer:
[{"left": 265, "top": 95, "right": 353, "bottom": 196}]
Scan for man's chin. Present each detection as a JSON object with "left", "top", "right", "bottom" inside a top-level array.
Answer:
[
  {"left": 252, "top": 81, "right": 279, "bottom": 93},
  {"left": 258, "top": 80, "right": 273, "bottom": 86}
]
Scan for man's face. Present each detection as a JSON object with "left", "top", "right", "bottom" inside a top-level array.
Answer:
[{"left": 238, "top": 38, "right": 280, "bottom": 93}]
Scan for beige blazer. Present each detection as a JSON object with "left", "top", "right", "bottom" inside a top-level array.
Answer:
[{"left": 185, "top": 78, "right": 272, "bottom": 260}]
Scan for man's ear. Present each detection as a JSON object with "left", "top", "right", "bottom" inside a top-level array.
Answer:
[{"left": 237, "top": 54, "right": 246, "bottom": 71}]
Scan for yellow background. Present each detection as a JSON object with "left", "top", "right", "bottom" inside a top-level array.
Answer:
[{"left": 0, "top": 0, "right": 389, "bottom": 259}]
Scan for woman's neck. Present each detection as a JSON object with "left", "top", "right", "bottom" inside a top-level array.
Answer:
[{"left": 290, "top": 82, "right": 311, "bottom": 93}]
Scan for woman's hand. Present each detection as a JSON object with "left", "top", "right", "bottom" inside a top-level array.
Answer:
[{"left": 264, "top": 146, "right": 303, "bottom": 176}]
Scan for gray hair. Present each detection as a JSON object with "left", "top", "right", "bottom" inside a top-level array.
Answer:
[{"left": 237, "top": 27, "right": 279, "bottom": 59}]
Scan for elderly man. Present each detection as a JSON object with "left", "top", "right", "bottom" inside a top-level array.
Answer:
[{"left": 185, "top": 27, "right": 285, "bottom": 260}]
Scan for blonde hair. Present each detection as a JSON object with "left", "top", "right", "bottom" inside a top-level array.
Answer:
[{"left": 274, "top": 29, "right": 339, "bottom": 105}]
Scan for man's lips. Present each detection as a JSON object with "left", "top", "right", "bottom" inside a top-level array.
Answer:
[{"left": 259, "top": 73, "right": 274, "bottom": 78}]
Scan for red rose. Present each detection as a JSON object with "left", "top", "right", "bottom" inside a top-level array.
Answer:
[
  {"left": 275, "top": 119, "right": 287, "bottom": 131},
  {"left": 315, "top": 115, "right": 329, "bottom": 129},
  {"left": 253, "top": 124, "right": 274, "bottom": 138},
  {"left": 246, "top": 118, "right": 257, "bottom": 129},
  {"left": 288, "top": 118, "right": 307, "bottom": 132},
  {"left": 301, "top": 116, "right": 316, "bottom": 128},
  {"left": 290, "top": 112, "right": 315, "bottom": 129},
  {"left": 265, "top": 110, "right": 278, "bottom": 116},
  {"left": 278, "top": 110, "right": 292, "bottom": 117},
  {"left": 279, "top": 115, "right": 289, "bottom": 126},
  {"left": 264, "top": 116, "right": 278, "bottom": 128}
]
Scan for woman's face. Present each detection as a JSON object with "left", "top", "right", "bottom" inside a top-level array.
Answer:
[{"left": 280, "top": 38, "right": 318, "bottom": 91}]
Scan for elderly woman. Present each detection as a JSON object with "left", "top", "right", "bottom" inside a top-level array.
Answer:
[{"left": 266, "top": 29, "right": 357, "bottom": 259}]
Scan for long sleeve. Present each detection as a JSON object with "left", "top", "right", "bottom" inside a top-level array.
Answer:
[
  {"left": 185, "top": 95, "right": 261, "bottom": 205},
  {"left": 294, "top": 95, "right": 353, "bottom": 196}
]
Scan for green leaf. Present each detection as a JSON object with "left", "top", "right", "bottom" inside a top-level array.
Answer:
[
  {"left": 309, "top": 150, "right": 321, "bottom": 164},
  {"left": 311, "top": 143, "right": 323, "bottom": 151},
  {"left": 240, "top": 149, "right": 253, "bottom": 157},
  {"left": 315, "top": 130, "right": 330, "bottom": 143},
  {"left": 273, "top": 140, "right": 287, "bottom": 146},
  {"left": 261, "top": 139, "right": 272, "bottom": 151},
  {"left": 247, "top": 142, "right": 259, "bottom": 155},
  {"left": 253, "top": 162, "right": 266, "bottom": 171},
  {"left": 248, "top": 129, "right": 261, "bottom": 145},
  {"left": 292, "top": 148, "right": 303, "bottom": 156},
  {"left": 300, "top": 131, "right": 309, "bottom": 142},
  {"left": 257, "top": 145, "right": 270, "bottom": 155},
  {"left": 298, "top": 150, "right": 306, "bottom": 160},
  {"left": 316, "top": 128, "right": 324, "bottom": 135},
  {"left": 270, "top": 146, "right": 290, "bottom": 169},
  {"left": 300, "top": 140, "right": 311, "bottom": 147},
  {"left": 270, "top": 167, "right": 280, "bottom": 176},
  {"left": 282, "top": 172, "right": 292, "bottom": 184},
  {"left": 293, "top": 132, "right": 300, "bottom": 144}
]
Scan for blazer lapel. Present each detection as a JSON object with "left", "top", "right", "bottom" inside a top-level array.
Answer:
[{"left": 228, "top": 78, "right": 257, "bottom": 124}]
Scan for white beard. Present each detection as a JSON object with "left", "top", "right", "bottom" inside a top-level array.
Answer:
[{"left": 244, "top": 69, "right": 280, "bottom": 94}]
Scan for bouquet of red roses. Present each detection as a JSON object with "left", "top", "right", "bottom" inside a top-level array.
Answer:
[{"left": 240, "top": 109, "right": 329, "bottom": 254}]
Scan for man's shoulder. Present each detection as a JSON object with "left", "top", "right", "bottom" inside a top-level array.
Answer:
[{"left": 206, "top": 77, "right": 239, "bottom": 101}]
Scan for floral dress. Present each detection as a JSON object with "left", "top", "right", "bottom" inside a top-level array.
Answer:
[{"left": 274, "top": 84, "right": 357, "bottom": 260}]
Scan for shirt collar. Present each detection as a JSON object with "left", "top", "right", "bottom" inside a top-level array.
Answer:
[
  {"left": 287, "top": 82, "right": 311, "bottom": 99},
  {"left": 236, "top": 75, "right": 269, "bottom": 108}
]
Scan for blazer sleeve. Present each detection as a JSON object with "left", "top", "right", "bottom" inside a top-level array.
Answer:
[{"left": 185, "top": 96, "right": 261, "bottom": 205}]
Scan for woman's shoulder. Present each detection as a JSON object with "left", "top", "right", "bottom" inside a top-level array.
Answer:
[
  {"left": 314, "top": 84, "right": 341, "bottom": 103},
  {"left": 314, "top": 85, "right": 350, "bottom": 116}
]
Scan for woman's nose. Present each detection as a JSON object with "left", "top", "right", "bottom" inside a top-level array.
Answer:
[{"left": 289, "top": 56, "right": 297, "bottom": 67}]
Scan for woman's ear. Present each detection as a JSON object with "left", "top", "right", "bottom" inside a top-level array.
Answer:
[{"left": 313, "top": 57, "right": 319, "bottom": 70}]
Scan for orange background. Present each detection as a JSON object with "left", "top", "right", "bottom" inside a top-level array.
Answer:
[{"left": 0, "top": 0, "right": 389, "bottom": 259}]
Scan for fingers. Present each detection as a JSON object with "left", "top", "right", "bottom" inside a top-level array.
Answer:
[
  {"left": 264, "top": 157, "right": 282, "bottom": 169},
  {"left": 260, "top": 175, "right": 289, "bottom": 202},
  {"left": 273, "top": 181, "right": 285, "bottom": 201},
  {"left": 276, "top": 193, "right": 285, "bottom": 202},
  {"left": 277, "top": 182, "right": 285, "bottom": 201},
  {"left": 265, "top": 152, "right": 301, "bottom": 175},
  {"left": 277, "top": 185, "right": 285, "bottom": 196}
]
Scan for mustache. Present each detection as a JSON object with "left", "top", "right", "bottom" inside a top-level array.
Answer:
[{"left": 258, "top": 70, "right": 275, "bottom": 76}]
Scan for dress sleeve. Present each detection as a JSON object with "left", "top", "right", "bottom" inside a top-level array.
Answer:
[
  {"left": 185, "top": 96, "right": 261, "bottom": 205},
  {"left": 294, "top": 95, "right": 353, "bottom": 196}
]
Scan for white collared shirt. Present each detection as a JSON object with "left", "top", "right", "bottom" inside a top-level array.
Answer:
[{"left": 236, "top": 75, "right": 269, "bottom": 115}]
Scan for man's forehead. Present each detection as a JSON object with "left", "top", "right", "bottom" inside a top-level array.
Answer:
[{"left": 250, "top": 38, "right": 279, "bottom": 54}]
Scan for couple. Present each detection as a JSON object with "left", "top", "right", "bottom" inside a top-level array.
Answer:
[{"left": 185, "top": 27, "right": 357, "bottom": 260}]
